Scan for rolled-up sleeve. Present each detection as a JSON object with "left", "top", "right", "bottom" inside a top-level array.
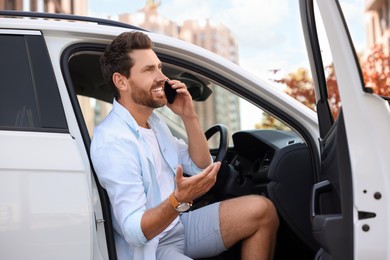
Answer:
[
  {"left": 176, "top": 137, "right": 212, "bottom": 175},
  {"left": 91, "top": 104, "right": 212, "bottom": 253},
  {"left": 123, "top": 210, "right": 147, "bottom": 246},
  {"left": 91, "top": 127, "right": 150, "bottom": 247}
]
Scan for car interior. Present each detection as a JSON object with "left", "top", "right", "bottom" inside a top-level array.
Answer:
[{"left": 64, "top": 44, "right": 320, "bottom": 260}]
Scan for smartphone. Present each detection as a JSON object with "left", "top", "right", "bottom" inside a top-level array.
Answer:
[{"left": 164, "top": 81, "right": 177, "bottom": 104}]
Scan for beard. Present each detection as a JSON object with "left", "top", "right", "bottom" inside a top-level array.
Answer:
[{"left": 131, "top": 81, "right": 167, "bottom": 108}]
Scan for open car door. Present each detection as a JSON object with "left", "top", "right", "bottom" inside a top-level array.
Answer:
[{"left": 300, "top": 0, "right": 390, "bottom": 259}]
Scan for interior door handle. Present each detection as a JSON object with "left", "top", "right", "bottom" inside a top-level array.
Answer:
[{"left": 311, "top": 180, "right": 331, "bottom": 217}]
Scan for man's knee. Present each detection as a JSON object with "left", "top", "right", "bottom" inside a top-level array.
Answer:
[{"left": 246, "top": 195, "right": 279, "bottom": 229}]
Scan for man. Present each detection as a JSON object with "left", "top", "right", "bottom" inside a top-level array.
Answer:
[{"left": 91, "top": 31, "right": 278, "bottom": 260}]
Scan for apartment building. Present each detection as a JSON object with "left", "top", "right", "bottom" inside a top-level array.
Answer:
[
  {"left": 0, "top": 0, "right": 241, "bottom": 137},
  {"left": 0, "top": 0, "right": 87, "bottom": 15},
  {"left": 118, "top": 1, "right": 241, "bottom": 138},
  {"left": 365, "top": 0, "right": 390, "bottom": 54}
]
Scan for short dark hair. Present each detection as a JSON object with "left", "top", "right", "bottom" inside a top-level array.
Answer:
[{"left": 100, "top": 31, "right": 154, "bottom": 98}]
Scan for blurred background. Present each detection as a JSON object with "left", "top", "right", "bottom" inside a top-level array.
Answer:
[{"left": 1, "top": 0, "right": 388, "bottom": 129}]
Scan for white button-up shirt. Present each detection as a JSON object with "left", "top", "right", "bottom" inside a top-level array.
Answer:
[{"left": 91, "top": 99, "right": 206, "bottom": 260}]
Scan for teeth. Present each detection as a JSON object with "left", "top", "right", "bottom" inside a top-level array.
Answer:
[{"left": 152, "top": 87, "right": 163, "bottom": 93}]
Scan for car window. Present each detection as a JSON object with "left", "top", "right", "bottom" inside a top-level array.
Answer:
[
  {"left": 313, "top": 1, "right": 390, "bottom": 121},
  {"left": 155, "top": 80, "right": 290, "bottom": 149},
  {"left": 69, "top": 50, "right": 292, "bottom": 151},
  {"left": 76, "top": 64, "right": 290, "bottom": 149},
  {"left": 0, "top": 33, "right": 67, "bottom": 131},
  {"left": 313, "top": 3, "right": 341, "bottom": 120},
  {"left": 339, "top": 0, "right": 390, "bottom": 101},
  {"left": 0, "top": 34, "right": 39, "bottom": 128},
  {"left": 78, "top": 96, "right": 112, "bottom": 137}
]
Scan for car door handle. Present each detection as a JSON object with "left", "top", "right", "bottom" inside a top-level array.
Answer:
[{"left": 311, "top": 180, "right": 331, "bottom": 217}]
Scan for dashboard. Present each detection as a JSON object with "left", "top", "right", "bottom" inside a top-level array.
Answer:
[{"left": 225, "top": 130, "right": 304, "bottom": 195}]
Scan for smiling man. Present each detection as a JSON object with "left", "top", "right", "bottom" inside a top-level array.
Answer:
[{"left": 90, "top": 31, "right": 279, "bottom": 260}]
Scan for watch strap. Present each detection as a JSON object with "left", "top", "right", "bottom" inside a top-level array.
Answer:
[
  {"left": 168, "top": 192, "right": 192, "bottom": 210},
  {"left": 168, "top": 192, "right": 180, "bottom": 209}
]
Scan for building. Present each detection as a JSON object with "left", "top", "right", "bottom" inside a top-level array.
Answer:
[
  {"left": 365, "top": 0, "right": 390, "bottom": 54},
  {"left": 179, "top": 19, "right": 240, "bottom": 136},
  {"left": 0, "top": 0, "right": 87, "bottom": 15},
  {"left": 118, "top": 1, "right": 180, "bottom": 38},
  {"left": 118, "top": 1, "right": 241, "bottom": 139},
  {"left": 0, "top": 0, "right": 241, "bottom": 138}
]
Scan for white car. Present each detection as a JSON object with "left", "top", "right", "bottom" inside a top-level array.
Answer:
[{"left": 0, "top": 0, "right": 389, "bottom": 259}]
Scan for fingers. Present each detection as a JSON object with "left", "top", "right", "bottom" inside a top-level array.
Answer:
[
  {"left": 202, "top": 161, "right": 221, "bottom": 189},
  {"left": 199, "top": 161, "right": 221, "bottom": 180},
  {"left": 174, "top": 162, "right": 221, "bottom": 202},
  {"left": 175, "top": 164, "right": 184, "bottom": 182},
  {"left": 167, "top": 79, "right": 188, "bottom": 94}
]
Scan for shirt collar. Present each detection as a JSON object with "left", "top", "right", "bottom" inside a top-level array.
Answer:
[
  {"left": 112, "top": 98, "right": 162, "bottom": 138},
  {"left": 112, "top": 98, "right": 143, "bottom": 137}
]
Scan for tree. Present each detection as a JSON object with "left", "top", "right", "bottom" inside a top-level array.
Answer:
[
  {"left": 361, "top": 45, "right": 390, "bottom": 97},
  {"left": 259, "top": 45, "right": 390, "bottom": 127},
  {"left": 254, "top": 112, "right": 291, "bottom": 131},
  {"left": 256, "top": 45, "right": 389, "bottom": 129},
  {"left": 254, "top": 67, "right": 315, "bottom": 130},
  {"left": 275, "top": 67, "right": 316, "bottom": 111},
  {"left": 323, "top": 63, "right": 340, "bottom": 118}
]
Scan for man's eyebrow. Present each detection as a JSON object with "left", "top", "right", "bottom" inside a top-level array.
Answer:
[
  {"left": 142, "top": 64, "right": 157, "bottom": 71},
  {"left": 142, "top": 62, "right": 163, "bottom": 71}
]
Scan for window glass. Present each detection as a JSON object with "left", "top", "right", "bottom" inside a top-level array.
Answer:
[
  {"left": 342, "top": 0, "right": 390, "bottom": 100},
  {"left": 312, "top": 3, "right": 339, "bottom": 119},
  {"left": 79, "top": 82, "right": 289, "bottom": 149},
  {"left": 0, "top": 35, "right": 39, "bottom": 129},
  {"left": 314, "top": 0, "right": 390, "bottom": 109},
  {"left": 78, "top": 96, "right": 112, "bottom": 137},
  {"left": 155, "top": 81, "right": 290, "bottom": 149},
  {"left": 72, "top": 54, "right": 290, "bottom": 149},
  {"left": 0, "top": 33, "right": 67, "bottom": 131}
]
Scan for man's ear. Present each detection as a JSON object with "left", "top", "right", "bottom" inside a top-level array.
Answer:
[{"left": 112, "top": 72, "right": 128, "bottom": 91}]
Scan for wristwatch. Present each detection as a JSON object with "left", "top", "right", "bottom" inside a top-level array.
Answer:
[{"left": 169, "top": 193, "right": 192, "bottom": 212}]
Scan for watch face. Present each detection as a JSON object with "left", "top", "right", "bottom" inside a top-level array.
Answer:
[{"left": 176, "top": 202, "right": 191, "bottom": 212}]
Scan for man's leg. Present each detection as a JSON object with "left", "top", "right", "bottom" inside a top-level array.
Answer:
[
  {"left": 219, "top": 195, "right": 279, "bottom": 260},
  {"left": 181, "top": 202, "right": 227, "bottom": 259},
  {"left": 156, "top": 222, "right": 192, "bottom": 260}
]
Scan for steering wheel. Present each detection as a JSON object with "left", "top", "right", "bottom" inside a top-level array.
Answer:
[
  {"left": 204, "top": 124, "right": 229, "bottom": 162},
  {"left": 190, "top": 124, "right": 229, "bottom": 209}
]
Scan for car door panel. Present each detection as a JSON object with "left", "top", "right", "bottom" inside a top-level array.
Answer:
[
  {"left": 300, "top": 0, "right": 390, "bottom": 259},
  {"left": 0, "top": 30, "right": 94, "bottom": 260},
  {"left": 0, "top": 132, "right": 92, "bottom": 260}
]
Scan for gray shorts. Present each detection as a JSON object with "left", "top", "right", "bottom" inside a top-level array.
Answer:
[{"left": 156, "top": 202, "right": 226, "bottom": 260}]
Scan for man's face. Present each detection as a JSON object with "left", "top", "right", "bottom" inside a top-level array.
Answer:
[{"left": 127, "top": 49, "right": 167, "bottom": 108}]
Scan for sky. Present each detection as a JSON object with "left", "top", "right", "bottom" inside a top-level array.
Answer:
[{"left": 88, "top": 0, "right": 366, "bottom": 80}]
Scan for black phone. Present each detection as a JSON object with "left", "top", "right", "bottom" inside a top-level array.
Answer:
[{"left": 164, "top": 81, "right": 177, "bottom": 104}]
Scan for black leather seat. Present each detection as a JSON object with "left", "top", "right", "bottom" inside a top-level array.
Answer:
[{"left": 267, "top": 143, "right": 319, "bottom": 259}]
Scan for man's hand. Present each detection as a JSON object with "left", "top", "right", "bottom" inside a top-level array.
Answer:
[
  {"left": 174, "top": 162, "right": 221, "bottom": 203},
  {"left": 166, "top": 80, "right": 196, "bottom": 119}
]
